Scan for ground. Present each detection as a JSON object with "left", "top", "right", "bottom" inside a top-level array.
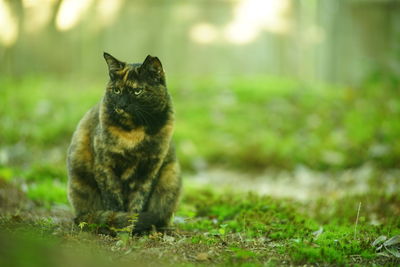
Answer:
[
  {"left": 1, "top": 166, "right": 399, "bottom": 266},
  {"left": 0, "top": 75, "right": 399, "bottom": 266}
]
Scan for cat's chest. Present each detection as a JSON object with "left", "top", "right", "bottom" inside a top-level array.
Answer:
[
  {"left": 106, "top": 125, "right": 146, "bottom": 151},
  {"left": 93, "top": 123, "right": 170, "bottom": 180}
]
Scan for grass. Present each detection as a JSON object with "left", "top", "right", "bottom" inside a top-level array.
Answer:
[
  {"left": 0, "top": 180, "right": 399, "bottom": 266},
  {"left": 1, "top": 74, "right": 400, "bottom": 173},
  {"left": 179, "top": 187, "right": 400, "bottom": 265},
  {"left": 1, "top": 74, "right": 399, "bottom": 265}
]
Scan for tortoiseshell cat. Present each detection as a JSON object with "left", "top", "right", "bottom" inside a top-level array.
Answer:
[{"left": 67, "top": 53, "right": 181, "bottom": 234}]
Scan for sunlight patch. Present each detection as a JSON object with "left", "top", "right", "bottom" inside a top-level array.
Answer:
[
  {"left": 224, "top": 0, "right": 291, "bottom": 44},
  {"left": 56, "top": 0, "right": 93, "bottom": 31},
  {"left": 95, "top": 0, "right": 124, "bottom": 28},
  {"left": 190, "top": 23, "right": 218, "bottom": 44},
  {"left": 23, "top": 0, "right": 56, "bottom": 34},
  {"left": 0, "top": 0, "right": 18, "bottom": 47}
]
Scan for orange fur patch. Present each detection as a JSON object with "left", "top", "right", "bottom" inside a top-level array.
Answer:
[
  {"left": 158, "top": 118, "right": 174, "bottom": 136},
  {"left": 115, "top": 65, "right": 132, "bottom": 82},
  {"left": 108, "top": 126, "right": 146, "bottom": 148},
  {"left": 126, "top": 80, "right": 138, "bottom": 88},
  {"left": 156, "top": 162, "right": 180, "bottom": 192},
  {"left": 75, "top": 130, "right": 93, "bottom": 163},
  {"left": 121, "top": 165, "right": 136, "bottom": 181}
]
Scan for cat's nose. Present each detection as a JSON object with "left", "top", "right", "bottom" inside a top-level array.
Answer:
[{"left": 120, "top": 98, "right": 129, "bottom": 108}]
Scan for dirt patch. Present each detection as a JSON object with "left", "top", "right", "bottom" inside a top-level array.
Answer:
[{"left": 188, "top": 165, "right": 400, "bottom": 201}]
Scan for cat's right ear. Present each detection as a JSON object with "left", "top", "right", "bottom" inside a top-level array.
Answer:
[{"left": 103, "top": 52, "right": 124, "bottom": 80}]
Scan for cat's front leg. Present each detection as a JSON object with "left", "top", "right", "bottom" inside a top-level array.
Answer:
[
  {"left": 95, "top": 167, "right": 125, "bottom": 211},
  {"left": 125, "top": 154, "right": 162, "bottom": 210},
  {"left": 132, "top": 159, "right": 181, "bottom": 234},
  {"left": 126, "top": 176, "right": 154, "bottom": 214},
  {"left": 126, "top": 180, "right": 159, "bottom": 234},
  {"left": 125, "top": 160, "right": 163, "bottom": 233}
]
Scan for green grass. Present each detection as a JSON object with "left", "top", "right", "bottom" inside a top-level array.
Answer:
[
  {"left": 0, "top": 182, "right": 399, "bottom": 266},
  {"left": 1, "top": 74, "right": 399, "bottom": 265},
  {"left": 177, "top": 187, "right": 400, "bottom": 265},
  {"left": 1, "top": 74, "right": 399, "bottom": 173},
  {"left": 0, "top": 165, "right": 68, "bottom": 207}
]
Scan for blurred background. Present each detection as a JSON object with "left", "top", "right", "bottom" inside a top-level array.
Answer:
[
  {"left": 1, "top": 0, "right": 400, "bottom": 204},
  {"left": 2, "top": 0, "right": 400, "bottom": 81}
]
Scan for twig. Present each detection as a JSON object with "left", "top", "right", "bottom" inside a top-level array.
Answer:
[{"left": 354, "top": 202, "right": 361, "bottom": 240}]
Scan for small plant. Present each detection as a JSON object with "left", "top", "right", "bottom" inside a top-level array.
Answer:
[
  {"left": 78, "top": 221, "right": 87, "bottom": 233},
  {"left": 218, "top": 223, "right": 228, "bottom": 235},
  {"left": 110, "top": 213, "right": 138, "bottom": 234}
]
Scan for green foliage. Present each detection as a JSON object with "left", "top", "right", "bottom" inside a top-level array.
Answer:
[
  {"left": 172, "top": 75, "right": 400, "bottom": 171},
  {"left": 24, "top": 165, "right": 67, "bottom": 182},
  {"left": 0, "top": 164, "right": 68, "bottom": 207},
  {"left": 289, "top": 224, "right": 377, "bottom": 264},
  {"left": 26, "top": 179, "right": 67, "bottom": 206},
  {"left": 1, "top": 74, "right": 399, "bottom": 172},
  {"left": 111, "top": 214, "right": 139, "bottom": 235},
  {"left": 20, "top": 164, "right": 68, "bottom": 206},
  {"left": 0, "top": 76, "right": 99, "bottom": 147},
  {"left": 0, "top": 167, "right": 13, "bottom": 181},
  {"left": 180, "top": 188, "right": 317, "bottom": 239},
  {"left": 176, "top": 188, "right": 399, "bottom": 265}
]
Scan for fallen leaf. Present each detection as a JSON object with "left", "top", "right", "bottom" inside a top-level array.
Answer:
[
  {"left": 312, "top": 226, "right": 323, "bottom": 239},
  {"left": 377, "top": 252, "right": 390, "bottom": 257},
  {"left": 373, "top": 235, "right": 400, "bottom": 258},
  {"left": 383, "top": 235, "right": 400, "bottom": 247},
  {"left": 385, "top": 247, "right": 400, "bottom": 258},
  {"left": 372, "top": 235, "right": 387, "bottom": 247}
]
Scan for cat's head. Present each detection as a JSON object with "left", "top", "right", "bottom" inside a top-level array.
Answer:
[{"left": 103, "top": 52, "right": 171, "bottom": 132}]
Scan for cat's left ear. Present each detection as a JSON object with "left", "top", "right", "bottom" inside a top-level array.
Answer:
[
  {"left": 103, "top": 52, "right": 124, "bottom": 80},
  {"left": 139, "top": 55, "right": 165, "bottom": 85}
]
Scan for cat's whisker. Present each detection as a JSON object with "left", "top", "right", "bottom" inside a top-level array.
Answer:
[
  {"left": 140, "top": 107, "right": 157, "bottom": 120},
  {"left": 135, "top": 109, "right": 151, "bottom": 126},
  {"left": 141, "top": 110, "right": 157, "bottom": 126}
]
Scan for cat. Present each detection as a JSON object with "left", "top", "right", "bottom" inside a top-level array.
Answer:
[{"left": 67, "top": 52, "right": 181, "bottom": 234}]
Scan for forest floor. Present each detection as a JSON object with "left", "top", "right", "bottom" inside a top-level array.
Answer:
[{"left": 1, "top": 166, "right": 400, "bottom": 267}]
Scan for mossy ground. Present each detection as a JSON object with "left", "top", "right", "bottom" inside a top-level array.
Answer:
[{"left": 1, "top": 175, "right": 399, "bottom": 267}]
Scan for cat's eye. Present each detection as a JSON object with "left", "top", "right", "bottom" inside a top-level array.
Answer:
[
  {"left": 133, "top": 89, "right": 143, "bottom": 96},
  {"left": 113, "top": 88, "right": 121, "bottom": 94}
]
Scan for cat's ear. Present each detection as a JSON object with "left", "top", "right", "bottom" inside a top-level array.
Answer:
[
  {"left": 103, "top": 52, "right": 124, "bottom": 80},
  {"left": 139, "top": 55, "right": 165, "bottom": 85}
]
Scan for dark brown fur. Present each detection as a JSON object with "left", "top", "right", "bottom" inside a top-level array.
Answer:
[{"left": 67, "top": 53, "right": 181, "bottom": 234}]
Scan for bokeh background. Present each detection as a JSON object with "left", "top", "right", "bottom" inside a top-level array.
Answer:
[
  {"left": 1, "top": 0, "right": 400, "bottom": 204},
  {"left": 2, "top": 0, "right": 400, "bottom": 81}
]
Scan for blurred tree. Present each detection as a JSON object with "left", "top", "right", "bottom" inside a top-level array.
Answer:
[{"left": 0, "top": 0, "right": 398, "bottom": 84}]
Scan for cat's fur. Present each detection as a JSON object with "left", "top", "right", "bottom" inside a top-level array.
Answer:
[{"left": 67, "top": 53, "right": 181, "bottom": 234}]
